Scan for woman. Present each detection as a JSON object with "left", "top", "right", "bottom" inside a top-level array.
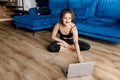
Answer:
[{"left": 48, "top": 8, "right": 90, "bottom": 62}]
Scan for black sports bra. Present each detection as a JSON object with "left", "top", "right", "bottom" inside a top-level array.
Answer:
[
  {"left": 59, "top": 24, "right": 74, "bottom": 39},
  {"left": 59, "top": 30, "right": 73, "bottom": 39}
]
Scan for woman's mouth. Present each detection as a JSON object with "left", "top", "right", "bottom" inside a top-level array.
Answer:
[{"left": 66, "top": 22, "right": 69, "bottom": 24}]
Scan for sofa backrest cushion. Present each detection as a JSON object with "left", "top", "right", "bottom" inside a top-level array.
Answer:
[
  {"left": 29, "top": 8, "right": 37, "bottom": 15},
  {"left": 95, "top": 0, "right": 120, "bottom": 19},
  {"left": 68, "top": 0, "right": 98, "bottom": 19},
  {"left": 49, "top": 0, "right": 67, "bottom": 16}
]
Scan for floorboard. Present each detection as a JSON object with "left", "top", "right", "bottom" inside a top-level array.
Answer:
[{"left": 0, "top": 21, "right": 120, "bottom": 80}]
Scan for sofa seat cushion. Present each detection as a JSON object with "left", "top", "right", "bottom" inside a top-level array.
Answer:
[
  {"left": 68, "top": 0, "right": 98, "bottom": 19},
  {"left": 75, "top": 19, "right": 120, "bottom": 38},
  {"left": 13, "top": 15, "right": 52, "bottom": 26},
  {"left": 87, "top": 16, "right": 119, "bottom": 23}
]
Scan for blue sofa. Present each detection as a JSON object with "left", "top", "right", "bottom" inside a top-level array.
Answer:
[{"left": 13, "top": 0, "right": 120, "bottom": 42}]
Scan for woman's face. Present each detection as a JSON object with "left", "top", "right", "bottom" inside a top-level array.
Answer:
[{"left": 62, "top": 13, "right": 72, "bottom": 26}]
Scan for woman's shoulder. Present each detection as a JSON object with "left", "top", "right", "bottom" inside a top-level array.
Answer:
[
  {"left": 53, "top": 22, "right": 61, "bottom": 30},
  {"left": 70, "top": 22, "right": 76, "bottom": 27},
  {"left": 55, "top": 22, "right": 60, "bottom": 25},
  {"left": 70, "top": 23, "right": 77, "bottom": 32},
  {"left": 70, "top": 23, "right": 76, "bottom": 29},
  {"left": 54, "top": 22, "right": 60, "bottom": 27}
]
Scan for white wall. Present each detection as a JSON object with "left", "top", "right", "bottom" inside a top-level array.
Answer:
[{"left": 18, "top": 0, "right": 37, "bottom": 11}]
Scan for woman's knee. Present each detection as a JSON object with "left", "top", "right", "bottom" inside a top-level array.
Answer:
[
  {"left": 48, "top": 41, "right": 60, "bottom": 52},
  {"left": 78, "top": 40, "right": 91, "bottom": 51}
]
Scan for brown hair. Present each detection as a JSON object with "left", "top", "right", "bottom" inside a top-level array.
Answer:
[{"left": 60, "top": 8, "right": 74, "bottom": 24}]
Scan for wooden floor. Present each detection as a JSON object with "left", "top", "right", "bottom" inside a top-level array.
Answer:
[{"left": 0, "top": 21, "right": 120, "bottom": 80}]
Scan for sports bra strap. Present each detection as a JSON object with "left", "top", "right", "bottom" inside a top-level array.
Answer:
[{"left": 70, "top": 26, "right": 75, "bottom": 33}]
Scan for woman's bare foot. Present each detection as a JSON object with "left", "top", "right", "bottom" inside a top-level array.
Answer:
[
  {"left": 69, "top": 45, "right": 75, "bottom": 50},
  {"left": 59, "top": 46, "right": 70, "bottom": 54},
  {"left": 59, "top": 46, "right": 65, "bottom": 54}
]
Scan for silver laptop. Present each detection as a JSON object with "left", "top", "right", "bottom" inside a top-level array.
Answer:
[{"left": 62, "top": 62, "right": 95, "bottom": 78}]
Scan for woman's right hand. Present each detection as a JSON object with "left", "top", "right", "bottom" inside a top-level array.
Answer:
[{"left": 78, "top": 57, "right": 84, "bottom": 63}]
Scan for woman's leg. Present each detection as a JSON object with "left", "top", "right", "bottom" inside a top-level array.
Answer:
[
  {"left": 48, "top": 40, "right": 90, "bottom": 52},
  {"left": 48, "top": 41, "right": 60, "bottom": 52},
  {"left": 78, "top": 40, "right": 90, "bottom": 51},
  {"left": 69, "top": 40, "right": 90, "bottom": 51}
]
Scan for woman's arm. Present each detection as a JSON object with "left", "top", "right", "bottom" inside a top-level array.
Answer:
[
  {"left": 51, "top": 22, "right": 69, "bottom": 47},
  {"left": 72, "top": 26, "right": 84, "bottom": 62}
]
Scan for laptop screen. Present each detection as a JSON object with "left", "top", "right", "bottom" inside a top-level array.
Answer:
[{"left": 63, "top": 62, "right": 95, "bottom": 78}]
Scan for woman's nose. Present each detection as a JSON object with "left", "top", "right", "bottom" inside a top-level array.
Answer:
[{"left": 66, "top": 19, "right": 69, "bottom": 21}]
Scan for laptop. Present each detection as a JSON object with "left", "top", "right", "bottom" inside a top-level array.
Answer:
[{"left": 62, "top": 62, "right": 95, "bottom": 78}]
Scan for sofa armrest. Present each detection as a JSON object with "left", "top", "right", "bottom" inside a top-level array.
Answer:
[{"left": 29, "top": 7, "right": 37, "bottom": 15}]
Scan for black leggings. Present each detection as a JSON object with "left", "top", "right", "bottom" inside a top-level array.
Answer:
[{"left": 48, "top": 40, "right": 90, "bottom": 52}]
